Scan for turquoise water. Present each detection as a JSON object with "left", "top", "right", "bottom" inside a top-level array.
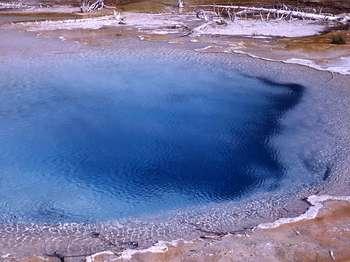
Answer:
[{"left": 0, "top": 49, "right": 303, "bottom": 223}]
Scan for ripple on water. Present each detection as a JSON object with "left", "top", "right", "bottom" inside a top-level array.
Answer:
[{"left": 0, "top": 46, "right": 305, "bottom": 224}]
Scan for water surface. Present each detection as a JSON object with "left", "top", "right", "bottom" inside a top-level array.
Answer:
[{"left": 0, "top": 50, "right": 303, "bottom": 223}]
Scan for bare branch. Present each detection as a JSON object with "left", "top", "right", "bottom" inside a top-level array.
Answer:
[{"left": 195, "top": 5, "right": 350, "bottom": 24}]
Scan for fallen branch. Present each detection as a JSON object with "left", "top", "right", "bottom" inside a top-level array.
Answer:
[
  {"left": 189, "top": 222, "right": 253, "bottom": 238},
  {"left": 196, "top": 5, "right": 350, "bottom": 24}
]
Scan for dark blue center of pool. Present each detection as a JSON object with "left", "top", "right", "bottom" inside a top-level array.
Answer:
[{"left": 0, "top": 51, "right": 303, "bottom": 223}]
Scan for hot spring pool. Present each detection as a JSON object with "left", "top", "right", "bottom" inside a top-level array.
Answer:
[{"left": 0, "top": 43, "right": 305, "bottom": 224}]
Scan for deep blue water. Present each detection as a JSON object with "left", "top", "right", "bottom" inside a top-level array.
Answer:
[{"left": 0, "top": 51, "right": 303, "bottom": 223}]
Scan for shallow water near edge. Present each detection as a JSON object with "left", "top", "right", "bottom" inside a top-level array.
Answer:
[{"left": 0, "top": 38, "right": 304, "bottom": 223}]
